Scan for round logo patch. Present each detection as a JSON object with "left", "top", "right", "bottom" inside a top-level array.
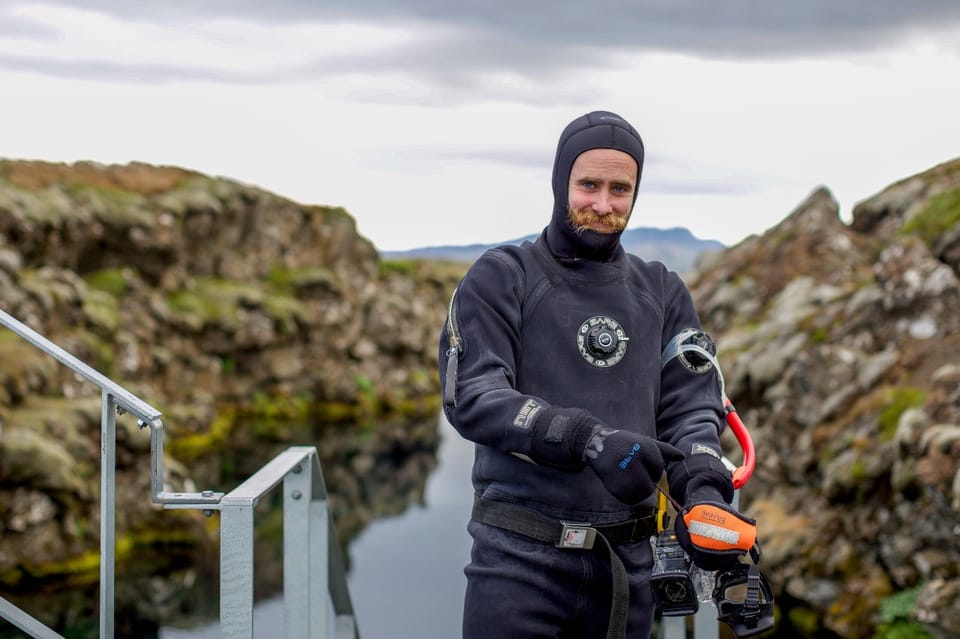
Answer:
[{"left": 577, "top": 316, "right": 629, "bottom": 367}]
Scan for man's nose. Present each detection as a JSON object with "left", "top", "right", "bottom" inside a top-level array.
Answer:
[{"left": 591, "top": 190, "right": 613, "bottom": 215}]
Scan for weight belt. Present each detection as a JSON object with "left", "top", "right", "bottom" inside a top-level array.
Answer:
[{"left": 472, "top": 496, "right": 658, "bottom": 639}]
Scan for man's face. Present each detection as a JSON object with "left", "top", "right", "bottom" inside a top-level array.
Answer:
[{"left": 567, "top": 148, "right": 637, "bottom": 234}]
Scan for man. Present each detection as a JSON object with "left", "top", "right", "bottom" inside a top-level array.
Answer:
[{"left": 439, "top": 111, "right": 748, "bottom": 638}]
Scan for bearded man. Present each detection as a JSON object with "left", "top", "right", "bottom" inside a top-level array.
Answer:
[{"left": 439, "top": 111, "right": 750, "bottom": 638}]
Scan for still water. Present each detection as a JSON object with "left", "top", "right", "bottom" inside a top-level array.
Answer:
[{"left": 160, "top": 416, "right": 476, "bottom": 639}]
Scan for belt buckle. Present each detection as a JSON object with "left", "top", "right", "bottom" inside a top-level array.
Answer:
[{"left": 557, "top": 521, "right": 596, "bottom": 550}]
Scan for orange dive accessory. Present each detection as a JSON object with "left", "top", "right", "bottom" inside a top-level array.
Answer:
[{"left": 676, "top": 501, "right": 757, "bottom": 570}]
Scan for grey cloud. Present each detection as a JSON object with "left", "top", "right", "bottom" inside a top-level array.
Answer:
[
  {"left": 34, "top": 0, "right": 960, "bottom": 58},
  {"left": 7, "top": 1, "right": 960, "bottom": 96}
]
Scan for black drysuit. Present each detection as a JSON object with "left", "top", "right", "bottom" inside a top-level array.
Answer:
[{"left": 439, "top": 111, "right": 727, "bottom": 637}]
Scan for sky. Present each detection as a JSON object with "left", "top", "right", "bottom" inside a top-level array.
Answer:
[{"left": 1, "top": 2, "right": 959, "bottom": 252}]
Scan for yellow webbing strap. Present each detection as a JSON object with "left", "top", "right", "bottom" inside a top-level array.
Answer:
[{"left": 656, "top": 488, "right": 668, "bottom": 532}]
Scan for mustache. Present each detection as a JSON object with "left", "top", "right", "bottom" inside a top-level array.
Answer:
[{"left": 567, "top": 207, "right": 628, "bottom": 235}]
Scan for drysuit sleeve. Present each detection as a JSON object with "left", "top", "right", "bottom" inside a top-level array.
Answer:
[
  {"left": 438, "top": 250, "right": 598, "bottom": 468},
  {"left": 655, "top": 275, "right": 733, "bottom": 504}
]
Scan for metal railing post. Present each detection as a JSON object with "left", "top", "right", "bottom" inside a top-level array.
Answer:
[
  {"left": 284, "top": 461, "right": 313, "bottom": 638},
  {"left": 220, "top": 501, "right": 256, "bottom": 639},
  {"left": 693, "top": 603, "right": 719, "bottom": 636},
  {"left": 311, "top": 486, "right": 330, "bottom": 638},
  {"left": 100, "top": 392, "right": 117, "bottom": 639}
]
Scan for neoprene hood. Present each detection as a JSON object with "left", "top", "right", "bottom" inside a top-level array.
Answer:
[{"left": 545, "top": 110, "right": 645, "bottom": 261}]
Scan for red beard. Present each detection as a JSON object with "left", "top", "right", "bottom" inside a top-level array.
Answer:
[{"left": 567, "top": 207, "right": 628, "bottom": 234}]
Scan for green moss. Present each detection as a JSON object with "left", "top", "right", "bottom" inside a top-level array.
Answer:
[
  {"left": 220, "top": 355, "right": 236, "bottom": 376},
  {"left": 355, "top": 374, "right": 375, "bottom": 397},
  {"left": 874, "top": 622, "right": 935, "bottom": 639},
  {"left": 849, "top": 459, "right": 868, "bottom": 481},
  {"left": 787, "top": 605, "right": 820, "bottom": 634},
  {"left": 246, "top": 391, "right": 313, "bottom": 424},
  {"left": 879, "top": 586, "right": 921, "bottom": 621},
  {"left": 168, "top": 409, "right": 236, "bottom": 462},
  {"left": 900, "top": 188, "right": 960, "bottom": 245},
  {"left": 383, "top": 394, "right": 441, "bottom": 418},
  {"left": 167, "top": 280, "right": 247, "bottom": 329},
  {"left": 312, "top": 401, "right": 359, "bottom": 422},
  {"left": 379, "top": 259, "right": 418, "bottom": 279},
  {"left": 261, "top": 295, "right": 303, "bottom": 336},
  {"left": 65, "top": 182, "right": 155, "bottom": 228},
  {"left": 267, "top": 265, "right": 340, "bottom": 294},
  {"left": 874, "top": 585, "right": 935, "bottom": 639},
  {"left": 810, "top": 326, "right": 830, "bottom": 343},
  {"left": 167, "top": 277, "right": 303, "bottom": 335},
  {"left": 81, "top": 289, "right": 120, "bottom": 334},
  {"left": 83, "top": 267, "right": 131, "bottom": 297},
  {"left": 354, "top": 373, "right": 380, "bottom": 417},
  {"left": 16, "top": 528, "right": 199, "bottom": 585},
  {"left": 878, "top": 388, "right": 927, "bottom": 441}
]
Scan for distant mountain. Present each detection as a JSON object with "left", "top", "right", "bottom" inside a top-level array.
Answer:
[{"left": 382, "top": 227, "right": 725, "bottom": 273}]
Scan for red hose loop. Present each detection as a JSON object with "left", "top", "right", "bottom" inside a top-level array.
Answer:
[{"left": 723, "top": 398, "right": 755, "bottom": 489}]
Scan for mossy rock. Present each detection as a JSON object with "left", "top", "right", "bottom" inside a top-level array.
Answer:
[
  {"left": 83, "top": 267, "right": 134, "bottom": 297},
  {"left": 268, "top": 265, "right": 341, "bottom": 296},
  {"left": 4, "top": 395, "right": 100, "bottom": 455},
  {"left": 0, "top": 338, "right": 59, "bottom": 402},
  {"left": 167, "top": 408, "right": 237, "bottom": 463},
  {"left": 877, "top": 387, "right": 927, "bottom": 442},
  {"left": 901, "top": 188, "right": 960, "bottom": 246},
  {"left": 16, "top": 527, "right": 202, "bottom": 585},
  {"left": 81, "top": 289, "right": 121, "bottom": 334},
  {"left": 875, "top": 585, "right": 936, "bottom": 639},
  {"left": 166, "top": 277, "right": 304, "bottom": 334},
  {"left": 18, "top": 268, "right": 82, "bottom": 313},
  {"left": 64, "top": 182, "right": 155, "bottom": 229},
  {"left": 0, "top": 428, "right": 90, "bottom": 497},
  {"left": 152, "top": 176, "right": 224, "bottom": 217},
  {"left": 0, "top": 183, "right": 79, "bottom": 228}
]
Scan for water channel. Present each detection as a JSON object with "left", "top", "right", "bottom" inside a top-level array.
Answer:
[{"left": 158, "top": 414, "right": 475, "bottom": 639}]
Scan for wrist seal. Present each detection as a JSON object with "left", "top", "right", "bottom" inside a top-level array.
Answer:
[
  {"left": 667, "top": 448, "right": 734, "bottom": 505},
  {"left": 528, "top": 407, "right": 598, "bottom": 471}
]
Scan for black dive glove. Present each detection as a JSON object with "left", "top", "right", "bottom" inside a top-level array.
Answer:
[
  {"left": 583, "top": 426, "right": 685, "bottom": 504},
  {"left": 528, "top": 407, "right": 684, "bottom": 505},
  {"left": 667, "top": 450, "right": 752, "bottom": 570}
]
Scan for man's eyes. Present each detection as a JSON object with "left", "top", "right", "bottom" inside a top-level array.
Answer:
[{"left": 577, "top": 180, "right": 632, "bottom": 194}]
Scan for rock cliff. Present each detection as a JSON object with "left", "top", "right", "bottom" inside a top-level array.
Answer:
[
  {"left": 0, "top": 160, "right": 464, "bottom": 600},
  {"left": 688, "top": 158, "right": 960, "bottom": 638}
]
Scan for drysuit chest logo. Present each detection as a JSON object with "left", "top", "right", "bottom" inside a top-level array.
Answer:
[{"left": 577, "top": 316, "right": 629, "bottom": 367}]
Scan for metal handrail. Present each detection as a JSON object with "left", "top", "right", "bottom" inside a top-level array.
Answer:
[{"left": 0, "top": 308, "right": 360, "bottom": 638}]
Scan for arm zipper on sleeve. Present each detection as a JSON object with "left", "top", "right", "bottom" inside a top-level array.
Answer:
[{"left": 443, "top": 286, "right": 463, "bottom": 408}]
